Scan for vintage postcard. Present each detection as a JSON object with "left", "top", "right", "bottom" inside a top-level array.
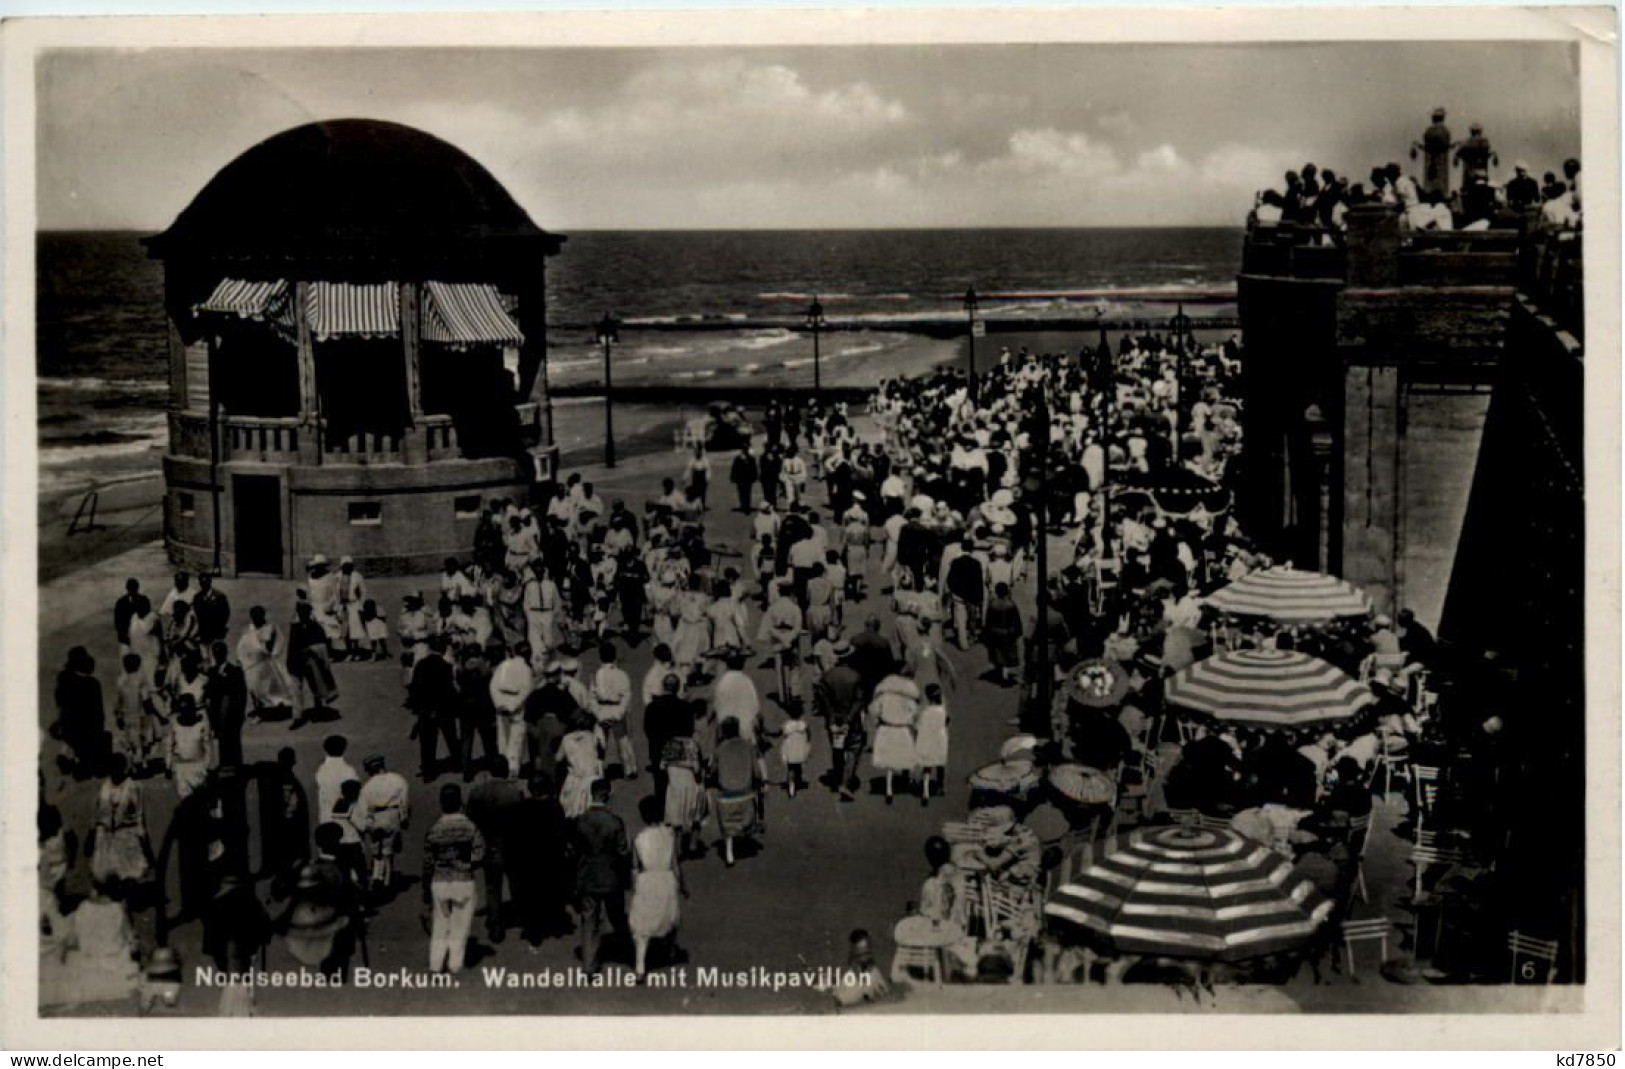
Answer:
[{"left": 1, "top": 6, "right": 1618, "bottom": 1051}]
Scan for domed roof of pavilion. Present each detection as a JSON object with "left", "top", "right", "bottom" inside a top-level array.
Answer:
[{"left": 144, "top": 119, "right": 562, "bottom": 272}]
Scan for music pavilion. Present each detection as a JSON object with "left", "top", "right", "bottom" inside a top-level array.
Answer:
[{"left": 146, "top": 119, "right": 565, "bottom": 577}]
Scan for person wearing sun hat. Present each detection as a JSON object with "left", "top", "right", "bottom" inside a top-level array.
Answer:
[{"left": 357, "top": 752, "right": 410, "bottom": 896}]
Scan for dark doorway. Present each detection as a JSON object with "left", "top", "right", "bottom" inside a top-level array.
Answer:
[{"left": 233, "top": 475, "right": 284, "bottom": 575}]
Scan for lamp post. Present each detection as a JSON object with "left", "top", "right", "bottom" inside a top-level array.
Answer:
[
  {"left": 1169, "top": 302, "right": 1193, "bottom": 437},
  {"left": 1022, "top": 387, "right": 1054, "bottom": 738},
  {"left": 963, "top": 286, "right": 980, "bottom": 398},
  {"left": 595, "top": 312, "right": 620, "bottom": 468},
  {"left": 805, "top": 297, "right": 828, "bottom": 396}
]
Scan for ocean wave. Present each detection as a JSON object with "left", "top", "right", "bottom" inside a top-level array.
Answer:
[
  {"left": 984, "top": 284, "right": 1236, "bottom": 300},
  {"left": 40, "top": 438, "right": 164, "bottom": 465},
  {"left": 39, "top": 375, "right": 169, "bottom": 395},
  {"left": 780, "top": 357, "right": 814, "bottom": 370},
  {"left": 756, "top": 291, "right": 857, "bottom": 302},
  {"left": 733, "top": 329, "right": 797, "bottom": 352},
  {"left": 833, "top": 341, "right": 887, "bottom": 359}
]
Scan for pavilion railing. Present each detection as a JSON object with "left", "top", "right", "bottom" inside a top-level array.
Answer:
[
  {"left": 222, "top": 416, "right": 301, "bottom": 463},
  {"left": 175, "top": 403, "right": 545, "bottom": 465},
  {"left": 323, "top": 428, "right": 401, "bottom": 462},
  {"left": 421, "top": 414, "right": 460, "bottom": 461}
]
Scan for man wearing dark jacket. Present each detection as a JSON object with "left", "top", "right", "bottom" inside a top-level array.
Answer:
[
  {"left": 205, "top": 640, "right": 249, "bottom": 768},
  {"left": 409, "top": 637, "right": 461, "bottom": 781},
  {"left": 814, "top": 643, "right": 866, "bottom": 800},
  {"left": 643, "top": 675, "right": 696, "bottom": 791},
  {"left": 466, "top": 756, "right": 525, "bottom": 942},
  {"left": 574, "top": 779, "right": 631, "bottom": 974},
  {"left": 848, "top": 616, "right": 895, "bottom": 697},
  {"left": 946, "top": 540, "right": 985, "bottom": 650},
  {"left": 730, "top": 449, "right": 758, "bottom": 513}
]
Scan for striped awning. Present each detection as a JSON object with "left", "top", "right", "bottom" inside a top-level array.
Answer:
[
  {"left": 305, "top": 282, "right": 400, "bottom": 341},
  {"left": 423, "top": 282, "right": 523, "bottom": 348},
  {"left": 1164, "top": 648, "right": 1375, "bottom": 730},
  {"left": 1044, "top": 825, "right": 1332, "bottom": 962},
  {"left": 1204, "top": 566, "right": 1373, "bottom": 622},
  {"left": 195, "top": 279, "right": 295, "bottom": 333}
]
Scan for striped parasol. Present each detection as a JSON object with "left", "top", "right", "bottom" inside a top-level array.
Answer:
[
  {"left": 1164, "top": 649, "right": 1375, "bottom": 730},
  {"left": 1048, "top": 763, "right": 1117, "bottom": 806},
  {"left": 1204, "top": 567, "right": 1373, "bottom": 623},
  {"left": 1044, "top": 824, "right": 1333, "bottom": 962}
]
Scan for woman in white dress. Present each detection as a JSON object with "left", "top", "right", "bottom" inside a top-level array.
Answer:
[
  {"left": 237, "top": 606, "right": 295, "bottom": 713},
  {"left": 869, "top": 672, "right": 921, "bottom": 804},
  {"left": 38, "top": 881, "right": 143, "bottom": 1012},
  {"left": 705, "top": 580, "right": 750, "bottom": 659},
  {"left": 126, "top": 596, "right": 164, "bottom": 691},
  {"left": 89, "top": 756, "right": 152, "bottom": 885},
  {"left": 558, "top": 712, "right": 605, "bottom": 819},
  {"left": 670, "top": 575, "right": 712, "bottom": 677},
  {"left": 913, "top": 684, "right": 950, "bottom": 805},
  {"left": 628, "top": 795, "right": 683, "bottom": 981},
  {"left": 166, "top": 694, "right": 215, "bottom": 800}
]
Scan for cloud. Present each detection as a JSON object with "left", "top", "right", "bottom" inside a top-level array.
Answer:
[
  {"left": 638, "top": 127, "right": 1304, "bottom": 229},
  {"left": 1097, "top": 110, "right": 1136, "bottom": 138},
  {"left": 990, "top": 128, "right": 1121, "bottom": 179}
]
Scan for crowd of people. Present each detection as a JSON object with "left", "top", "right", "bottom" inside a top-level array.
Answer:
[
  {"left": 1250, "top": 107, "right": 1583, "bottom": 237},
  {"left": 44, "top": 295, "right": 1539, "bottom": 1009}
]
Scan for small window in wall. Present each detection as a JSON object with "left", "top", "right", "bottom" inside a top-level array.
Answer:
[
  {"left": 178, "top": 492, "right": 196, "bottom": 517},
  {"left": 348, "top": 501, "right": 383, "bottom": 526},
  {"left": 454, "top": 495, "right": 482, "bottom": 519}
]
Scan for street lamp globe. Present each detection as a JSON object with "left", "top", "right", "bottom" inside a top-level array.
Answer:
[{"left": 595, "top": 312, "right": 621, "bottom": 346}]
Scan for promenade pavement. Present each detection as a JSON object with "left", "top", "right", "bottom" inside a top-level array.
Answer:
[{"left": 38, "top": 429, "right": 1031, "bottom": 1016}]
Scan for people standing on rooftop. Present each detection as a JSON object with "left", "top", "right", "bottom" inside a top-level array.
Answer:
[
  {"left": 1506, "top": 162, "right": 1541, "bottom": 211},
  {"left": 1412, "top": 106, "right": 1454, "bottom": 198},
  {"left": 1454, "top": 122, "right": 1499, "bottom": 220}
]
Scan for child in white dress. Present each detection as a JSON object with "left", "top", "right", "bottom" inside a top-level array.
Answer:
[{"left": 779, "top": 706, "right": 811, "bottom": 797}]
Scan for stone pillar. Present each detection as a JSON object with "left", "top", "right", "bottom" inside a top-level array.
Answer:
[
  {"left": 294, "top": 281, "right": 321, "bottom": 464},
  {"left": 1344, "top": 204, "right": 1402, "bottom": 287},
  {"left": 1340, "top": 363, "right": 1403, "bottom": 614},
  {"left": 400, "top": 281, "right": 427, "bottom": 464},
  {"left": 517, "top": 267, "right": 557, "bottom": 481},
  {"left": 166, "top": 314, "right": 191, "bottom": 412}
]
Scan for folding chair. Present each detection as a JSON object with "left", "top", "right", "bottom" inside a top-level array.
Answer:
[
  {"left": 889, "top": 944, "right": 944, "bottom": 985},
  {"left": 1411, "top": 764, "right": 1441, "bottom": 833},
  {"left": 1340, "top": 916, "right": 1393, "bottom": 978},
  {"left": 983, "top": 882, "right": 1040, "bottom": 940},
  {"left": 1409, "top": 840, "right": 1462, "bottom": 903},
  {"left": 1368, "top": 730, "right": 1411, "bottom": 801},
  {"left": 1091, "top": 554, "right": 1120, "bottom": 615},
  {"left": 1508, "top": 931, "right": 1560, "bottom": 984},
  {"left": 1347, "top": 812, "right": 1374, "bottom": 902}
]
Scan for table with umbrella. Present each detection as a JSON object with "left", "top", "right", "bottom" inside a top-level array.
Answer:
[
  {"left": 1043, "top": 824, "right": 1334, "bottom": 981},
  {"left": 1163, "top": 649, "right": 1376, "bottom": 732},
  {"left": 1204, "top": 566, "right": 1373, "bottom": 624}
]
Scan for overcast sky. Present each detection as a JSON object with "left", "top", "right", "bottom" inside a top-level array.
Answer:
[{"left": 38, "top": 43, "right": 1579, "bottom": 230}]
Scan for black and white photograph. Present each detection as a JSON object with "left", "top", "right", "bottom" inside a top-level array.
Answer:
[{"left": 2, "top": 6, "right": 1618, "bottom": 1049}]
